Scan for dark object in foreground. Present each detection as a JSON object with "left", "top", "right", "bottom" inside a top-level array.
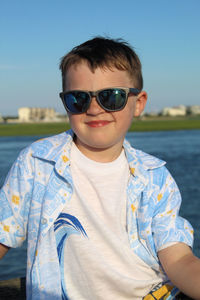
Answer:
[
  {"left": 0, "top": 277, "right": 26, "bottom": 300},
  {"left": 176, "top": 292, "right": 194, "bottom": 299}
]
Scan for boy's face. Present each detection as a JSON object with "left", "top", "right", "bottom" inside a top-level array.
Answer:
[{"left": 64, "top": 61, "right": 147, "bottom": 161}]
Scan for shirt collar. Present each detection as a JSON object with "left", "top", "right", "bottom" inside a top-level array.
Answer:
[
  {"left": 123, "top": 138, "right": 166, "bottom": 186},
  {"left": 32, "top": 130, "right": 73, "bottom": 161},
  {"left": 32, "top": 130, "right": 73, "bottom": 180}
]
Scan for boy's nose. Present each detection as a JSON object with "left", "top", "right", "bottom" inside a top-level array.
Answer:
[{"left": 86, "top": 97, "right": 106, "bottom": 115}]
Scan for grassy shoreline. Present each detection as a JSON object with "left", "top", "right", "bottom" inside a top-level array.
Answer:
[{"left": 0, "top": 117, "right": 200, "bottom": 136}]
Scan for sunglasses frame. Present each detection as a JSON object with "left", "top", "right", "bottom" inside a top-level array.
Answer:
[{"left": 59, "top": 87, "right": 141, "bottom": 114}]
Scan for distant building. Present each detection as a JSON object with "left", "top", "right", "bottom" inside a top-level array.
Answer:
[
  {"left": 187, "top": 105, "right": 200, "bottom": 115},
  {"left": 0, "top": 114, "right": 3, "bottom": 123},
  {"left": 18, "top": 107, "right": 57, "bottom": 122},
  {"left": 161, "top": 105, "right": 187, "bottom": 117}
]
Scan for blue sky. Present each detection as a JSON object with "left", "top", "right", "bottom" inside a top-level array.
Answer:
[{"left": 0, "top": 0, "right": 200, "bottom": 116}]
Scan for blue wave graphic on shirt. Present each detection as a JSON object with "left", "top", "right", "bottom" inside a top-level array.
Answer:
[{"left": 54, "top": 213, "right": 88, "bottom": 300}]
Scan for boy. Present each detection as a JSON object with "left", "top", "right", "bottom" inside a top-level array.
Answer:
[{"left": 0, "top": 37, "right": 200, "bottom": 300}]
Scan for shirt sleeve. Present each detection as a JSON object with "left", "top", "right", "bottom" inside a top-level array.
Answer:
[
  {"left": 0, "top": 147, "right": 33, "bottom": 248},
  {"left": 151, "top": 167, "right": 194, "bottom": 252}
]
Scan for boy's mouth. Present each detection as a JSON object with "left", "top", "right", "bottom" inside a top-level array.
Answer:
[{"left": 85, "top": 120, "right": 111, "bottom": 128}]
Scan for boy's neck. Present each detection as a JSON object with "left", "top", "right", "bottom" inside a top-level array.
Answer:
[{"left": 74, "top": 138, "right": 124, "bottom": 163}]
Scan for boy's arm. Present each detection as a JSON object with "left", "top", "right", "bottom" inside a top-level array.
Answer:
[
  {"left": 0, "top": 243, "right": 10, "bottom": 259},
  {"left": 158, "top": 243, "right": 200, "bottom": 299}
]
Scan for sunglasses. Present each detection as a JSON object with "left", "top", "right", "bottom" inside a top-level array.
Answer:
[{"left": 59, "top": 87, "right": 140, "bottom": 114}]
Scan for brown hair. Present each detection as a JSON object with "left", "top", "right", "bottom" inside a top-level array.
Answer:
[{"left": 60, "top": 36, "right": 143, "bottom": 91}]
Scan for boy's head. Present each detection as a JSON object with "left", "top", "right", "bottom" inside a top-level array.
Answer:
[
  {"left": 59, "top": 37, "right": 147, "bottom": 161},
  {"left": 60, "top": 37, "right": 143, "bottom": 92}
]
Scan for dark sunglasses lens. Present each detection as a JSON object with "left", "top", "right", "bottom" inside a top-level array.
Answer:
[
  {"left": 64, "top": 92, "right": 90, "bottom": 113},
  {"left": 98, "top": 89, "right": 126, "bottom": 111}
]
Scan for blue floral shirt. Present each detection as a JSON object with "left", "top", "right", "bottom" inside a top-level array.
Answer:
[{"left": 0, "top": 130, "right": 193, "bottom": 300}]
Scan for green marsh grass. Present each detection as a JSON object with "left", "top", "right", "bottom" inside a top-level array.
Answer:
[
  {"left": 129, "top": 117, "right": 200, "bottom": 132},
  {"left": 0, "top": 122, "right": 70, "bottom": 136},
  {"left": 0, "top": 117, "right": 200, "bottom": 136}
]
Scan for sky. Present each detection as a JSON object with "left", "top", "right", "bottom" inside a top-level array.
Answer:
[{"left": 0, "top": 0, "right": 200, "bottom": 116}]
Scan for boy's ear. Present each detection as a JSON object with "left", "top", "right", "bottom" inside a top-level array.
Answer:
[{"left": 134, "top": 91, "right": 148, "bottom": 117}]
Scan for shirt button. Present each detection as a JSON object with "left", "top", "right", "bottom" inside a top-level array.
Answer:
[{"left": 41, "top": 218, "right": 47, "bottom": 225}]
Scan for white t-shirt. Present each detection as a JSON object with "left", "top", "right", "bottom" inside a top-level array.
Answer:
[{"left": 55, "top": 142, "right": 163, "bottom": 299}]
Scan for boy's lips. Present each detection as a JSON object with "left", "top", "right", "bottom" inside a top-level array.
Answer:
[{"left": 85, "top": 120, "right": 112, "bottom": 128}]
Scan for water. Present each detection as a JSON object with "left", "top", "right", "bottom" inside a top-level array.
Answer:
[{"left": 0, "top": 130, "right": 200, "bottom": 280}]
